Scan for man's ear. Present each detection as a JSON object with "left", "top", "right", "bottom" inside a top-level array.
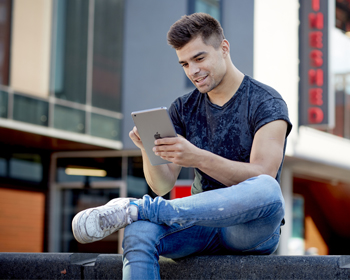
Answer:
[{"left": 221, "top": 39, "right": 230, "bottom": 57}]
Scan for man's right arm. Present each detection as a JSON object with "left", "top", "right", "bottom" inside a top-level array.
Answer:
[{"left": 129, "top": 126, "right": 182, "bottom": 196}]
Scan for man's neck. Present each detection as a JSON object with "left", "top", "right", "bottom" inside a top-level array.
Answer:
[{"left": 207, "top": 63, "right": 244, "bottom": 107}]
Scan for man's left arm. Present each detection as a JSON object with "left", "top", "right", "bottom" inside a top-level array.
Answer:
[{"left": 153, "top": 120, "right": 288, "bottom": 186}]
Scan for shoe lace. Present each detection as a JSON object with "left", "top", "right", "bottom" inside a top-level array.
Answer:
[{"left": 99, "top": 207, "right": 132, "bottom": 230}]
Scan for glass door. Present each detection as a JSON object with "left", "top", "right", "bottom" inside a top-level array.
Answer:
[
  {"left": 59, "top": 181, "right": 126, "bottom": 254},
  {"left": 48, "top": 150, "right": 130, "bottom": 253}
]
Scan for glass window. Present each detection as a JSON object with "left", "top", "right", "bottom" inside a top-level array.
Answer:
[
  {"left": 13, "top": 94, "right": 48, "bottom": 126},
  {"left": 127, "top": 156, "right": 148, "bottom": 198},
  {"left": 345, "top": 73, "right": 350, "bottom": 137},
  {"left": 9, "top": 154, "right": 42, "bottom": 183},
  {"left": 330, "top": 1, "right": 350, "bottom": 139},
  {"left": 0, "top": 90, "right": 8, "bottom": 118},
  {"left": 54, "top": 104, "right": 85, "bottom": 134},
  {"left": 334, "top": 75, "right": 345, "bottom": 137},
  {"left": 289, "top": 195, "right": 305, "bottom": 255},
  {"left": 56, "top": 157, "right": 122, "bottom": 184},
  {"left": 92, "top": 0, "right": 123, "bottom": 112},
  {"left": 195, "top": 0, "right": 220, "bottom": 21},
  {"left": 0, "top": 157, "right": 6, "bottom": 176},
  {"left": 0, "top": 0, "right": 11, "bottom": 86},
  {"left": 189, "top": 0, "right": 221, "bottom": 21},
  {"left": 54, "top": 0, "right": 124, "bottom": 114},
  {"left": 54, "top": 0, "right": 88, "bottom": 104},
  {"left": 90, "top": 113, "right": 121, "bottom": 141},
  {"left": 336, "top": 0, "right": 350, "bottom": 34}
]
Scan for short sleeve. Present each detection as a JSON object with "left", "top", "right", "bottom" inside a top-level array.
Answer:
[
  {"left": 253, "top": 97, "right": 292, "bottom": 137},
  {"left": 168, "top": 100, "right": 185, "bottom": 137}
]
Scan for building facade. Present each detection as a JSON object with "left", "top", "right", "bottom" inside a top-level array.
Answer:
[{"left": 0, "top": 0, "right": 350, "bottom": 255}]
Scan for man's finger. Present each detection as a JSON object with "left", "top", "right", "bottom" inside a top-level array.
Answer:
[
  {"left": 155, "top": 136, "right": 178, "bottom": 145},
  {"left": 153, "top": 145, "right": 176, "bottom": 153},
  {"left": 133, "top": 126, "right": 141, "bottom": 138}
]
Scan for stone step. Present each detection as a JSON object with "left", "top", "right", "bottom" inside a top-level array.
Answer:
[{"left": 0, "top": 253, "right": 349, "bottom": 279}]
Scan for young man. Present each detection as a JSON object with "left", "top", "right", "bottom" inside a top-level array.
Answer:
[{"left": 72, "top": 13, "right": 292, "bottom": 279}]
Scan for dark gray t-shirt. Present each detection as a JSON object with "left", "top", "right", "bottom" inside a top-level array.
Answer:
[{"left": 168, "top": 75, "right": 292, "bottom": 194}]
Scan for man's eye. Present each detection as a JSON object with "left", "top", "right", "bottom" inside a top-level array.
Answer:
[
  {"left": 197, "top": 57, "right": 204, "bottom": 61},
  {"left": 181, "top": 64, "right": 188, "bottom": 68}
]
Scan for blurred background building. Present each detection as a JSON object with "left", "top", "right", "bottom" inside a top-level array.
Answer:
[{"left": 0, "top": 0, "right": 350, "bottom": 256}]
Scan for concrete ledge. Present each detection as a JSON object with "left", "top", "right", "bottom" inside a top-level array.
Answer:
[
  {"left": 0, "top": 253, "right": 350, "bottom": 279},
  {"left": 0, "top": 253, "right": 85, "bottom": 279}
]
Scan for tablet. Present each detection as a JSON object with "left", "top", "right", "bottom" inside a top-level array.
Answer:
[{"left": 131, "top": 107, "right": 178, "bottom": 166}]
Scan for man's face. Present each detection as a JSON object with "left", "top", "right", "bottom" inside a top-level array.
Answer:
[{"left": 176, "top": 36, "right": 227, "bottom": 93}]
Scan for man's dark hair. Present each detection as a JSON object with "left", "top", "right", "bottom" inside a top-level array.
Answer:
[{"left": 167, "top": 13, "right": 225, "bottom": 50}]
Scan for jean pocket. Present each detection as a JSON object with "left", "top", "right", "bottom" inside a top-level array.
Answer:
[{"left": 242, "top": 233, "right": 280, "bottom": 255}]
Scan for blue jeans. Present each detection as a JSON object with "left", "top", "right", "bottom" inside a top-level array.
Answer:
[{"left": 122, "top": 175, "right": 285, "bottom": 280}]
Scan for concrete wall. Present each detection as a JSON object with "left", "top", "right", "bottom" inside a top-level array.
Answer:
[{"left": 222, "top": 0, "right": 254, "bottom": 77}]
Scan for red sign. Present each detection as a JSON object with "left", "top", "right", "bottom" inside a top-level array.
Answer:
[
  {"left": 299, "top": 0, "right": 332, "bottom": 127},
  {"left": 170, "top": 185, "right": 191, "bottom": 199},
  {"left": 308, "top": 1, "right": 324, "bottom": 123}
]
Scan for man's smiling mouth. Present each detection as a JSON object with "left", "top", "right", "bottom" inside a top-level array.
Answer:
[{"left": 195, "top": 75, "right": 208, "bottom": 84}]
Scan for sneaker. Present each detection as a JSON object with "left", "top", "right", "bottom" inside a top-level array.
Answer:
[{"left": 72, "top": 198, "right": 137, "bottom": 244}]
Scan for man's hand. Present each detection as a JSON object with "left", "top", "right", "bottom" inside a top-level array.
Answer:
[
  {"left": 153, "top": 136, "right": 200, "bottom": 168},
  {"left": 129, "top": 126, "right": 145, "bottom": 150},
  {"left": 129, "top": 126, "right": 182, "bottom": 196}
]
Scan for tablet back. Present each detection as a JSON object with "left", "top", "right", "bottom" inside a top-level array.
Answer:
[{"left": 131, "top": 107, "right": 177, "bottom": 165}]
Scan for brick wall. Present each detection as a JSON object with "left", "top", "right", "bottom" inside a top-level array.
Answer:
[{"left": 0, "top": 188, "right": 45, "bottom": 252}]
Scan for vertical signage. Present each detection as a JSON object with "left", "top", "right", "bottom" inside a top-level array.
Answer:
[{"left": 299, "top": 0, "right": 332, "bottom": 127}]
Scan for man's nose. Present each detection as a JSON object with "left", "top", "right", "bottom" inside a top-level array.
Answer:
[{"left": 189, "top": 63, "right": 200, "bottom": 76}]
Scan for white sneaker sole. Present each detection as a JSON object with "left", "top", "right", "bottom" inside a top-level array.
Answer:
[{"left": 72, "top": 210, "right": 89, "bottom": 244}]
